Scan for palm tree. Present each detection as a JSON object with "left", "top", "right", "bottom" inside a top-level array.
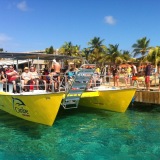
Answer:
[
  {"left": 72, "top": 45, "right": 81, "bottom": 57},
  {"left": 87, "top": 37, "right": 106, "bottom": 66},
  {"left": 147, "top": 46, "right": 160, "bottom": 72},
  {"left": 121, "top": 50, "right": 132, "bottom": 62},
  {"left": 45, "top": 46, "right": 55, "bottom": 68},
  {"left": 132, "top": 37, "right": 150, "bottom": 58},
  {"left": 105, "top": 44, "right": 121, "bottom": 64},
  {"left": 59, "top": 42, "right": 74, "bottom": 56},
  {"left": 88, "top": 37, "right": 105, "bottom": 51},
  {"left": 81, "top": 48, "right": 91, "bottom": 61},
  {"left": 59, "top": 42, "right": 82, "bottom": 66}
]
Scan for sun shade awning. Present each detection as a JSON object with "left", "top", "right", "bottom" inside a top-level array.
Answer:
[
  {"left": 0, "top": 52, "right": 80, "bottom": 61},
  {"left": 0, "top": 59, "right": 32, "bottom": 65}
]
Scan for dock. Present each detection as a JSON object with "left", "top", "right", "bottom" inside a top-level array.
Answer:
[{"left": 134, "top": 90, "right": 160, "bottom": 105}]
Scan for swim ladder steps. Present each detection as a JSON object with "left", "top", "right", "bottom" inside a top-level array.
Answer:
[
  {"left": 75, "top": 76, "right": 90, "bottom": 80},
  {"left": 62, "top": 64, "right": 95, "bottom": 109},
  {"left": 63, "top": 101, "right": 80, "bottom": 109},
  {"left": 69, "top": 90, "right": 83, "bottom": 94},
  {"left": 65, "top": 96, "right": 80, "bottom": 101},
  {"left": 72, "top": 83, "right": 87, "bottom": 88}
]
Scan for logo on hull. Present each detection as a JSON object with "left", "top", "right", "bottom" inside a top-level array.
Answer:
[{"left": 12, "top": 97, "right": 30, "bottom": 117}]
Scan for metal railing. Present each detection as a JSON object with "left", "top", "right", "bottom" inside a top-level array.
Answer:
[{"left": 1, "top": 72, "right": 159, "bottom": 93}]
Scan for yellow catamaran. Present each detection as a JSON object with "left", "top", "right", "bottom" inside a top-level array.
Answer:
[
  {"left": 0, "top": 91, "right": 63, "bottom": 126},
  {"left": 61, "top": 65, "right": 136, "bottom": 113},
  {"left": 0, "top": 52, "right": 70, "bottom": 126},
  {"left": 81, "top": 88, "right": 136, "bottom": 113}
]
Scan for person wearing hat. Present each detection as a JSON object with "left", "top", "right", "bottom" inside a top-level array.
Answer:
[
  {"left": 3, "top": 65, "right": 8, "bottom": 69},
  {"left": 21, "top": 67, "right": 32, "bottom": 91}
]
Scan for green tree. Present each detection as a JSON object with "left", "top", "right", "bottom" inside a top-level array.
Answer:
[
  {"left": 44, "top": 46, "right": 55, "bottom": 68},
  {"left": 87, "top": 37, "right": 106, "bottom": 66},
  {"left": 132, "top": 37, "right": 150, "bottom": 58},
  {"left": 59, "top": 42, "right": 74, "bottom": 56},
  {"left": 105, "top": 44, "right": 121, "bottom": 64},
  {"left": 121, "top": 50, "right": 132, "bottom": 62},
  {"left": 0, "top": 48, "right": 3, "bottom": 52},
  {"left": 45, "top": 46, "right": 54, "bottom": 54},
  {"left": 147, "top": 46, "right": 160, "bottom": 71},
  {"left": 81, "top": 48, "right": 91, "bottom": 61},
  {"left": 59, "top": 42, "right": 82, "bottom": 66}
]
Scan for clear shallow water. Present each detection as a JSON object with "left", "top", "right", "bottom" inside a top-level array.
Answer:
[{"left": 0, "top": 104, "right": 160, "bottom": 160}]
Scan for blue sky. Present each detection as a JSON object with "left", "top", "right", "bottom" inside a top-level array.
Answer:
[{"left": 0, "top": 0, "right": 160, "bottom": 53}]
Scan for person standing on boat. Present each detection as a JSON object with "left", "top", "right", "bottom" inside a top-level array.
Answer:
[
  {"left": 52, "top": 59, "right": 61, "bottom": 91},
  {"left": 131, "top": 63, "right": 138, "bottom": 86},
  {"left": 47, "top": 68, "right": 57, "bottom": 91},
  {"left": 6, "top": 65, "right": 19, "bottom": 93},
  {"left": 126, "top": 64, "right": 132, "bottom": 84},
  {"left": 145, "top": 62, "right": 151, "bottom": 91},
  {"left": 93, "top": 66, "right": 101, "bottom": 87},
  {"left": 112, "top": 65, "right": 119, "bottom": 87},
  {"left": 131, "top": 63, "right": 137, "bottom": 76}
]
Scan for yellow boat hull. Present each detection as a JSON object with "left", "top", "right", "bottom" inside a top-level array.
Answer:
[
  {"left": 0, "top": 92, "right": 64, "bottom": 126},
  {"left": 80, "top": 89, "right": 136, "bottom": 112}
]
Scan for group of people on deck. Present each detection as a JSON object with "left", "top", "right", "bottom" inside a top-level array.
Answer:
[
  {"left": 0, "top": 59, "right": 62, "bottom": 93},
  {"left": 110, "top": 62, "right": 160, "bottom": 91},
  {"left": 0, "top": 60, "right": 160, "bottom": 92}
]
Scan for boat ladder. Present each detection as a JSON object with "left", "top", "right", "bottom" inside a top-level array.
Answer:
[{"left": 62, "top": 65, "right": 95, "bottom": 109}]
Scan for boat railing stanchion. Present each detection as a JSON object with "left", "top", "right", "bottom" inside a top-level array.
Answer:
[
  {"left": 19, "top": 76, "right": 22, "bottom": 93},
  {"left": 5, "top": 75, "right": 8, "bottom": 92},
  {"left": 0, "top": 82, "right": 3, "bottom": 92},
  {"left": 9, "top": 83, "right": 13, "bottom": 93},
  {"left": 51, "top": 83, "right": 54, "bottom": 92}
]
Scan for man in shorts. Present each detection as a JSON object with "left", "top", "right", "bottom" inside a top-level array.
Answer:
[{"left": 52, "top": 59, "right": 61, "bottom": 91}]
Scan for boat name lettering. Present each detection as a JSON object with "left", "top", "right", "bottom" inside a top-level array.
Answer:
[
  {"left": 15, "top": 107, "right": 30, "bottom": 117},
  {"left": 12, "top": 97, "right": 30, "bottom": 117}
]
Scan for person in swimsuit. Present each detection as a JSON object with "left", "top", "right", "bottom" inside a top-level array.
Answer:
[
  {"left": 48, "top": 69, "right": 58, "bottom": 91},
  {"left": 52, "top": 59, "right": 61, "bottom": 91},
  {"left": 112, "top": 65, "right": 119, "bottom": 87}
]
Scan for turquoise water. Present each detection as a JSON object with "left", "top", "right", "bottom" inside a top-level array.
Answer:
[{"left": 0, "top": 104, "right": 160, "bottom": 160}]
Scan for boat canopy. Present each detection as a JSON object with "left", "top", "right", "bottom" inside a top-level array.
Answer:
[{"left": 0, "top": 52, "right": 80, "bottom": 61}]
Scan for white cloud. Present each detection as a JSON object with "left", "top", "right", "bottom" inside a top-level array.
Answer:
[
  {"left": 0, "top": 34, "right": 12, "bottom": 44},
  {"left": 104, "top": 16, "right": 116, "bottom": 25},
  {"left": 17, "top": 1, "right": 28, "bottom": 11}
]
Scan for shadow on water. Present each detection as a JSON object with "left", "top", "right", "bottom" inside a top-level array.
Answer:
[
  {"left": 56, "top": 105, "right": 113, "bottom": 121},
  {"left": 129, "top": 102, "right": 160, "bottom": 113},
  {"left": 0, "top": 110, "right": 45, "bottom": 139}
]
